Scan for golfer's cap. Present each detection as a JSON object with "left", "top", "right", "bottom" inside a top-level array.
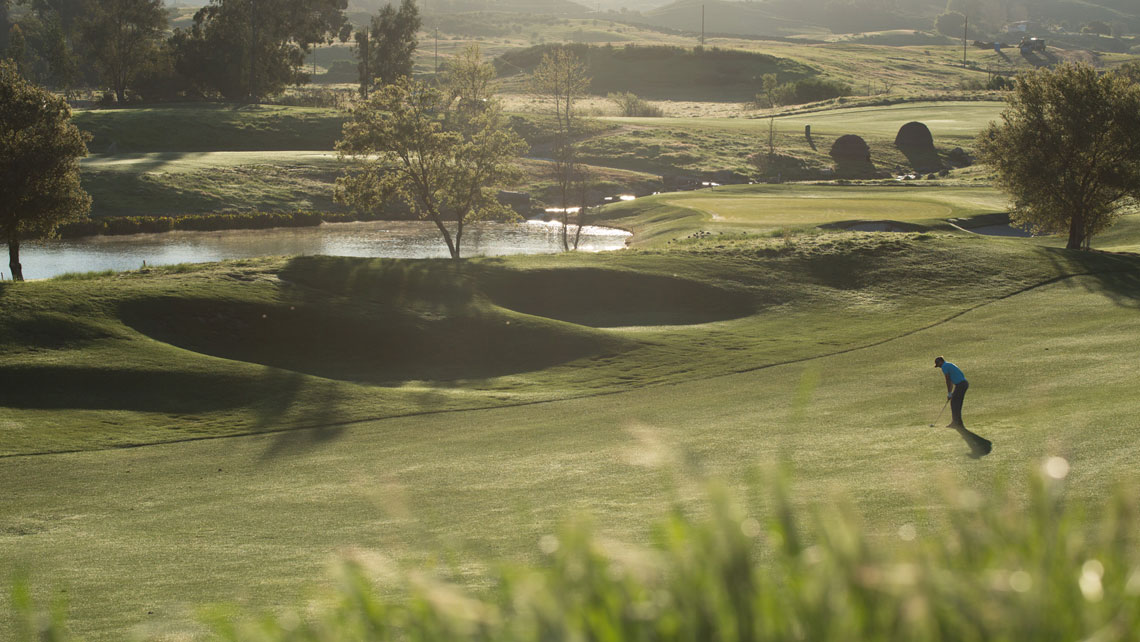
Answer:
[{"left": 933, "top": 356, "right": 944, "bottom": 367}]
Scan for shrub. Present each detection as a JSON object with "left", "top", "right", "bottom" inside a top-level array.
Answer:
[
  {"left": 761, "top": 77, "right": 851, "bottom": 107},
  {"left": 935, "top": 11, "right": 966, "bottom": 37},
  {"left": 960, "top": 75, "right": 1012, "bottom": 91},
  {"left": 189, "top": 465, "right": 1140, "bottom": 641},
  {"left": 608, "top": 91, "right": 664, "bottom": 117}
]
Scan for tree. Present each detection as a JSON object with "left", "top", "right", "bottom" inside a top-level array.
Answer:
[
  {"left": 934, "top": 11, "right": 965, "bottom": 37},
  {"left": 1, "top": 1, "right": 11, "bottom": 50},
  {"left": 758, "top": 72, "right": 781, "bottom": 109},
  {"left": 336, "top": 47, "right": 527, "bottom": 260},
  {"left": 354, "top": 0, "right": 419, "bottom": 99},
  {"left": 530, "top": 46, "right": 591, "bottom": 251},
  {"left": 78, "top": 0, "right": 167, "bottom": 103},
  {"left": 1081, "top": 21, "right": 1111, "bottom": 36},
  {"left": 1117, "top": 61, "right": 1140, "bottom": 85},
  {"left": 976, "top": 63, "right": 1140, "bottom": 250},
  {"left": 176, "top": 0, "right": 350, "bottom": 102},
  {"left": 0, "top": 61, "right": 90, "bottom": 281},
  {"left": 4, "top": 22, "right": 24, "bottom": 73}
]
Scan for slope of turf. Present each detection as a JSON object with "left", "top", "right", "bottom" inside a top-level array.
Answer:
[
  {"left": 3, "top": 233, "right": 1140, "bottom": 640},
  {"left": 72, "top": 105, "right": 345, "bottom": 154}
]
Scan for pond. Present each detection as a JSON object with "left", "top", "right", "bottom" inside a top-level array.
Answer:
[{"left": 12, "top": 220, "right": 632, "bottom": 281}]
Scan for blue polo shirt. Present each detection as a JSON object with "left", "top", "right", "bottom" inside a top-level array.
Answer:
[{"left": 940, "top": 362, "right": 966, "bottom": 384}]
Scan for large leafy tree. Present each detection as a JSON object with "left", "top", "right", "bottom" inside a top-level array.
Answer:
[
  {"left": 977, "top": 63, "right": 1140, "bottom": 250},
  {"left": 176, "top": 0, "right": 350, "bottom": 102},
  {"left": 77, "top": 0, "right": 167, "bottom": 103},
  {"left": 0, "top": 61, "right": 90, "bottom": 281},
  {"left": 337, "top": 46, "right": 527, "bottom": 260},
  {"left": 354, "top": 0, "right": 419, "bottom": 99},
  {"left": 530, "top": 46, "right": 590, "bottom": 251}
]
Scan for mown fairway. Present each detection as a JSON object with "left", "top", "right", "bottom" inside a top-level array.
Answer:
[{"left": 3, "top": 226, "right": 1140, "bottom": 639}]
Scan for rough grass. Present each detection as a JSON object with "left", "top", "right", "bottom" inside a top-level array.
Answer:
[
  {"left": 584, "top": 101, "right": 1006, "bottom": 177},
  {"left": 72, "top": 105, "right": 346, "bottom": 154},
  {"left": 80, "top": 152, "right": 347, "bottom": 217}
]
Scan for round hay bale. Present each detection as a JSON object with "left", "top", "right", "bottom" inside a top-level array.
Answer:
[
  {"left": 829, "top": 134, "right": 871, "bottom": 162},
  {"left": 895, "top": 121, "right": 934, "bottom": 148}
]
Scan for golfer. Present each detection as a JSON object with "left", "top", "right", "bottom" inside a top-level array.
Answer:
[{"left": 934, "top": 356, "right": 968, "bottom": 429}]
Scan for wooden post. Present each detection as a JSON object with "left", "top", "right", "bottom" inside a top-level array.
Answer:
[{"left": 963, "top": 16, "right": 968, "bottom": 67}]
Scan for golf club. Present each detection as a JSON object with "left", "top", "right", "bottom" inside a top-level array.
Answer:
[{"left": 929, "top": 398, "right": 949, "bottom": 427}]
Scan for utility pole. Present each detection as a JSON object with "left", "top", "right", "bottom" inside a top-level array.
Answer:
[{"left": 963, "top": 15, "right": 968, "bottom": 67}]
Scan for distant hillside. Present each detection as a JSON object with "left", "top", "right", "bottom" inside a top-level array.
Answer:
[
  {"left": 630, "top": 0, "right": 1140, "bottom": 38},
  {"left": 496, "top": 43, "right": 817, "bottom": 101},
  {"left": 350, "top": 0, "right": 589, "bottom": 15},
  {"left": 642, "top": 0, "right": 837, "bottom": 38}
]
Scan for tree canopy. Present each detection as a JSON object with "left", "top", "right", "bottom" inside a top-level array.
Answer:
[
  {"left": 78, "top": 0, "right": 167, "bottom": 102},
  {"left": 977, "top": 63, "right": 1140, "bottom": 250},
  {"left": 336, "top": 46, "right": 526, "bottom": 259},
  {"left": 530, "top": 46, "right": 590, "bottom": 251},
  {"left": 175, "top": 0, "right": 350, "bottom": 102},
  {"left": 0, "top": 61, "right": 90, "bottom": 281},
  {"left": 354, "top": 0, "right": 419, "bottom": 98}
]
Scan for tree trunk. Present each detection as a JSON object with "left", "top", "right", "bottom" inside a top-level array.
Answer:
[
  {"left": 453, "top": 217, "right": 463, "bottom": 259},
  {"left": 248, "top": 0, "right": 259, "bottom": 103},
  {"left": 9, "top": 238, "right": 23, "bottom": 282},
  {"left": 1066, "top": 212, "right": 1085, "bottom": 250},
  {"left": 358, "top": 31, "right": 370, "bottom": 99}
]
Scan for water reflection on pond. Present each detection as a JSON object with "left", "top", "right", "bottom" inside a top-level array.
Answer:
[{"left": 17, "top": 220, "right": 631, "bottom": 280}]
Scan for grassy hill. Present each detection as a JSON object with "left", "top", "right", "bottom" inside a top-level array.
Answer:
[
  {"left": 4, "top": 221, "right": 1140, "bottom": 638},
  {"left": 496, "top": 43, "right": 818, "bottom": 101}
]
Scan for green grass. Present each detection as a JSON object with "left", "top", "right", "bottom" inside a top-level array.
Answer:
[
  {"left": 593, "top": 183, "right": 1008, "bottom": 245},
  {"left": 72, "top": 105, "right": 346, "bottom": 154},
  {"left": 4, "top": 229, "right": 1140, "bottom": 639},
  {"left": 80, "top": 152, "right": 348, "bottom": 217}
]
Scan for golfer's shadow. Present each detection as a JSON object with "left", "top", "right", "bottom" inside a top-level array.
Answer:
[{"left": 952, "top": 425, "right": 993, "bottom": 459}]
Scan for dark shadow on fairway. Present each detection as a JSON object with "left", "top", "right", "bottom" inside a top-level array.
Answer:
[
  {"left": 84, "top": 151, "right": 210, "bottom": 175},
  {"left": 0, "top": 366, "right": 255, "bottom": 412},
  {"left": 1040, "top": 247, "right": 1140, "bottom": 309},
  {"left": 255, "top": 371, "right": 349, "bottom": 460},
  {"left": 952, "top": 425, "right": 993, "bottom": 459}
]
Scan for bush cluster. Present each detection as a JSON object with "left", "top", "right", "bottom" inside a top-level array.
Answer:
[
  {"left": 608, "top": 91, "right": 664, "bottom": 117},
  {"left": 57, "top": 211, "right": 326, "bottom": 238},
  {"left": 757, "top": 77, "right": 851, "bottom": 107}
]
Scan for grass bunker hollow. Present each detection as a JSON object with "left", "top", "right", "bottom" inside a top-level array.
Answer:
[{"left": 480, "top": 268, "right": 755, "bottom": 328}]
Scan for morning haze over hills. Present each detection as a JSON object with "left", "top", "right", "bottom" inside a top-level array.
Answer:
[{"left": 3, "top": 0, "right": 1140, "bottom": 639}]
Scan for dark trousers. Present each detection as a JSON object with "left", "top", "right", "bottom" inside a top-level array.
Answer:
[{"left": 950, "top": 380, "right": 969, "bottom": 427}]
